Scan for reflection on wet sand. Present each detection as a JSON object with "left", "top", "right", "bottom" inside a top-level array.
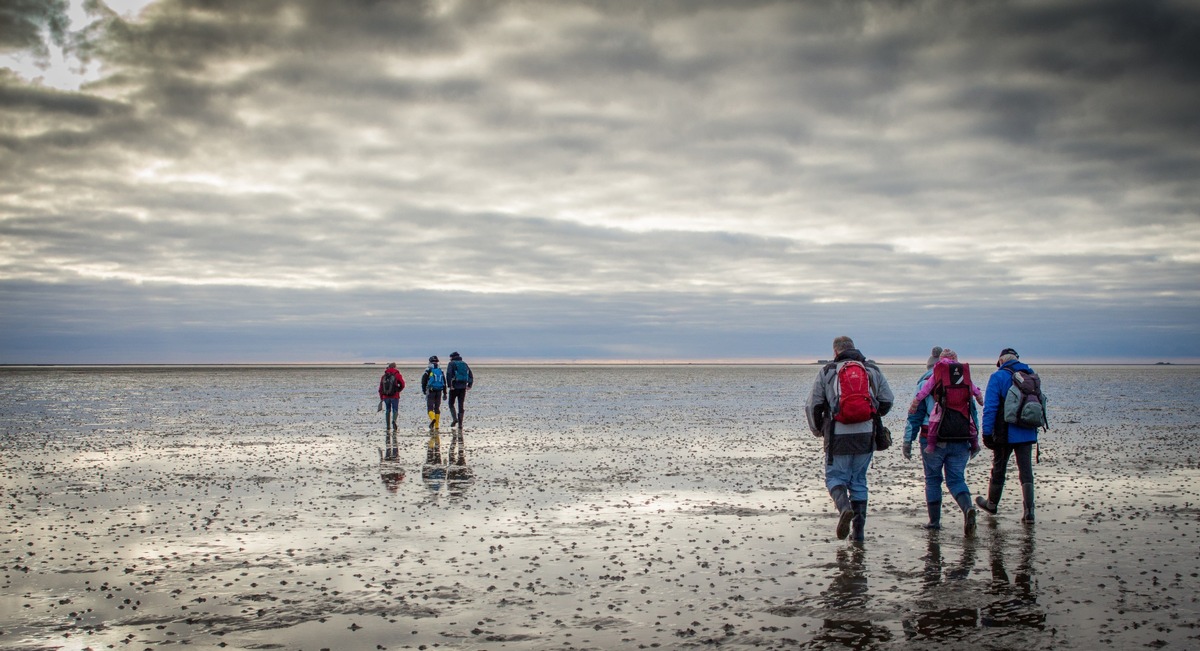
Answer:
[
  {"left": 2, "top": 365, "right": 1192, "bottom": 650},
  {"left": 379, "top": 426, "right": 405, "bottom": 492},
  {"left": 422, "top": 424, "right": 474, "bottom": 498},
  {"left": 901, "top": 525, "right": 1046, "bottom": 644},
  {"left": 903, "top": 534, "right": 980, "bottom": 640},
  {"left": 809, "top": 545, "right": 894, "bottom": 648},
  {"left": 982, "top": 526, "right": 1045, "bottom": 631}
]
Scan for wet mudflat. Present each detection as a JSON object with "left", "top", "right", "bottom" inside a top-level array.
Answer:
[{"left": 1, "top": 364, "right": 1198, "bottom": 650}]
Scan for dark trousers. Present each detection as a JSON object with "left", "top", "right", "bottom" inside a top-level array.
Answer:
[
  {"left": 426, "top": 389, "right": 443, "bottom": 415},
  {"left": 989, "top": 442, "right": 1034, "bottom": 488},
  {"left": 448, "top": 388, "right": 466, "bottom": 423}
]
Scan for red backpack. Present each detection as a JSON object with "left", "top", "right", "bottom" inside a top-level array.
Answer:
[{"left": 833, "top": 360, "right": 875, "bottom": 424}]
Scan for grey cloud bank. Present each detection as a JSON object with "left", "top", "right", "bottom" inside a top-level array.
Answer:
[{"left": 2, "top": 0, "right": 1198, "bottom": 364}]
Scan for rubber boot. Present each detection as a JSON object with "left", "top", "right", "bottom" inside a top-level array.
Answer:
[
  {"left": 1020, "top": 483, "right": 1035, "bottom": 523},
  {"left": 428, "top": 410, "right": 435, "bottom": 431},
  {"left": 924, "top": 501, "right": 942, "bottom": 530},
  {"left": 850, "top": 500, "right": 867, "bottom": 542},
  {"left": 830, "top": 486, "right": 853, "bottom": 540},
  {"left": 975, "top": 481, "right": 1003, "bottom": 515},
  {"left": 433, "top": 412, "right": 441, "bottom": 430},
  {"left": 954, "top": 492, "right": 977, "bottom": 536}
]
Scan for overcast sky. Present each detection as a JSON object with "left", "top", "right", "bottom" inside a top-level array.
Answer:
[{"left": 2, "top": 0, "right": 1198, "bottom": 364}]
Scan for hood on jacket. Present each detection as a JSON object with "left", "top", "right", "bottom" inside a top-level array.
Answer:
[
  {"left": 999, "top": 359, "right": 1034, "bottom": 374},
  {"left": 834, "top": 348, "right": 866, "bottom": 363}
]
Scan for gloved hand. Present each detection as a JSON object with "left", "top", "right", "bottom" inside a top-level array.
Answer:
[
  {"left": 982, "top": 435, "right": 994, "bottom": 450},
  {"left": 902, "top": 441, "right": 913, "bottom": 460}
]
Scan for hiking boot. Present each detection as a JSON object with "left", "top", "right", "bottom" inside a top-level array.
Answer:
[
  {"left": 976, "top": 480, "right": 1003, "bottom": 515},
  {"left": 954, "top": 492, "right": 977, "bottom": 536},
  {"left": 1020, "top": 482, "right": 1035, "bottom": 523},
  {"left": 975, "top": 496, "right": 997, "bottom": 515},
  {"left": 924, "top": 501, "right": 942, "bottom": 530},
  {"left": 850, "top": 500, "right": 867, "bottom": 542},
  {"left": 830, "top": 486, "right": 853, "bottom": 540}
]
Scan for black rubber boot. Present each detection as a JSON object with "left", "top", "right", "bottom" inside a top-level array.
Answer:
[
  {"left": 924, "top": 501, "right": 942, "bottom": 530},
  {"left": 850, "top": 500, "right": 867, "bottom": 542},
  {"left": 830, "top": 486, "right": 853, "bottom": 540},
  {"left": 975, "top": 481, "right": 1003, "bottom": 515},
  {"left": 1021, "top": 483, "right": 1035, "bottom": 523},
  {"left": 954, "top": 492, "right": 977, "bottom": 536}
]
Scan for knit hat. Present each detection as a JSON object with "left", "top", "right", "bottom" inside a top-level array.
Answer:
[
  {"left": 926, "top": 346, "right": 943, "bottom": 369},
  {"left": 450, "top": 351, "right": 461, "bottom": 360},
  {"left": 939, "top": 348, "right": 958, "bottom": 361}
]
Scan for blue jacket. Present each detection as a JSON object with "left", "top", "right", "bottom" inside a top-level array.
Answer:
[
  {"left": 983, "top": 360, "right": 1039, "bottom": 445},
  {"left": 904, "top": 370, "right": 934, "bottom": 444}
]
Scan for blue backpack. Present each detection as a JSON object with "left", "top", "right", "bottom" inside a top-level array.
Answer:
[
  {"left": 427, "top": 367, "right": 446, "bottom": 390},
  {"left": 448, "top": 360, "right": 469, "bottom": 385}
]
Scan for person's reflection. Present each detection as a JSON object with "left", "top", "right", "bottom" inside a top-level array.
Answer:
[
  {"left": 902, "top": 533, "right": 979, "bottom": 641},
  {"left": 808, "top": 545, "right": 892, "bottom": 648},
  {"left": 380, "top": 469, "right": 405, "bottom": 493},
  {"left": 379, "top": 429, "right": 405, "bottom": 493},
  {"left": 447, "top": 426, "right": 466, "bottom": 467},
  {"left": 981, "top": 527, "right": 1045, "bottom": 629},
  {"left": 382, "top": 426, "right": 400, "bottom": 462},
  {"left": 446, "top": 444, "right": 474, "bottom": 498},
  {"left": 422, "top": 463, "right": 446, "bottom": 493}
]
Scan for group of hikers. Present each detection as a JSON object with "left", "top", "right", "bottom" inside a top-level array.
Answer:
[
  {"left": 377, "top": 351, "right": 474, "bottom": 464},
  {"left": 375, "top": 338, "right": 1046, "bottom": 541},
  {"left": 807, "top": 336, "right": 1047, "bottom": 543}
]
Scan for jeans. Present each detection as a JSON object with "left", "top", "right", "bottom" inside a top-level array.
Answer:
[
  {"left": 921, "top": 439, "right": 971, "bottom": 503},
  {"left": 825, "top": 452, "right": 873, "bottom": 501},
  {"left": 383, "top": 397, "right": 399, "bottom": 425}
]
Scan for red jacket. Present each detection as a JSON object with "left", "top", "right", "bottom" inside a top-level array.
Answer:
[{"left": 379, "top": 368, "right": 405, "bottom": 399}]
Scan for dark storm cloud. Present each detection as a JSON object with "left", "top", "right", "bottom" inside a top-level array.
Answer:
[{"left": 0, "top": 0, "right": 70, "bottom": 55}]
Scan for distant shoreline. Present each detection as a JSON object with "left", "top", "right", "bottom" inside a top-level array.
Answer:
[{"left": 1, "top": 362, "right": 1196, "bottom": 368}]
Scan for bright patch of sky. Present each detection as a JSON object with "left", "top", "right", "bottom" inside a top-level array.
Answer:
[{"left": 0, "top": 0, "right": 156, "bottom": 90}]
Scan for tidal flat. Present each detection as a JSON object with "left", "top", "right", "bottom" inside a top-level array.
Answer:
[{"left": 1, "top": 364, "right": 1198, "bottom": 650}]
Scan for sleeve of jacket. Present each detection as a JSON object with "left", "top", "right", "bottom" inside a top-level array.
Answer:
[
  {"left": 420, "top": 370, "right": 429, "bottom": 393},
  {"left": 805, "top": 372, "right": 829, "bottom": 436},
  {"left": 982, "top": 370, "right": 1007, "bottom": 436},
  {"left": 397, "top": 373, "right": 405, "bottom": 392},
  {"left": 904, "top": 398, "right": 927, "bottom": 444},
  {"left": 871, "top": 365, "right": 894, "bottom": 416}
]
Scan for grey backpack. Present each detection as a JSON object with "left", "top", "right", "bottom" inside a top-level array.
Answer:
[{"left": 1003, "top": 370, "right": 1047, "bottom": 429}]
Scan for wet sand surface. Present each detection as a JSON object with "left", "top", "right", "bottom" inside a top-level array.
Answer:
[{"left": 2, "top": 365, "right": 1198, "bottom": 650}]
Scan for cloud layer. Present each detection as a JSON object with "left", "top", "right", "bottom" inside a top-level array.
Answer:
[{"left": 3, "top": 0, "right": 1199, "bottom": 363}]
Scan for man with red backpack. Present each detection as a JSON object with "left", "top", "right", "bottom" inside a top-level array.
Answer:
[{"left": 806, "top": 336, "right": 895, "bottom": 543}]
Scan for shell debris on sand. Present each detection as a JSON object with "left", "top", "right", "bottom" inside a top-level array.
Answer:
[{"left": 1, "top": 364, "right": 1198, "bottom": 649}]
